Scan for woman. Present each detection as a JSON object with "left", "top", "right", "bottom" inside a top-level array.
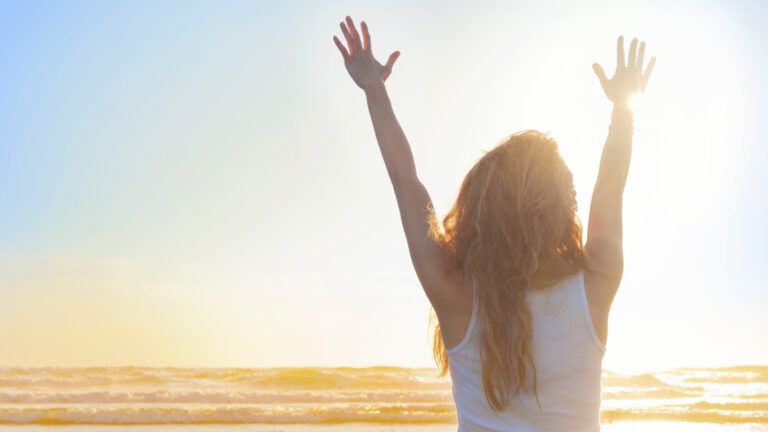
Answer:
[{"left": 333, "top": 16, "right": 655, "bottom": 431}]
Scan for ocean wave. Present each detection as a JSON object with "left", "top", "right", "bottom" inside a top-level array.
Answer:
[
  {"left": 682, "top": 373, "right": 768, "bottom": 384},
  {"left": 0, "top": 367, "right": 175, "bottom": 388},
  {"left": 0, "top": 389, "right": 452, "bottom": 404},
  {"left": 0, "top": 367, "right": 449, "bottom": 390},
  {"left": 676, "top": 366, "right": 768, "bottom": 374},
  {"left": 601, "top": 373, "right": 672, "bottom": 388},
  {"left": 601, "top": 407, "right": 768, "bottom": 424},
  {"left": 601, "top": 388, "right": 701, "bottom": 399},
  {"left": 0, "top": 403, "right": 458, "bottom": 425},
  {"left": 248, "top": 367, "right": 445, "bottom": 389},
  {"left": 1, "top": 366, "right": 766, "bottom": 425},
  {"left": 0, "top": 403, "right": 766, "bottom": 425}
]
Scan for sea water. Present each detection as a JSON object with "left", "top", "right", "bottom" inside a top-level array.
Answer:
[{"left": 0, "top": 366, "right": 765, "bottom": 430}]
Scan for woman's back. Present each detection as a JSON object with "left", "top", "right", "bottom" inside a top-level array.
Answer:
[{"left": 446, "top": 270, "right": 605, "bottom": 431}]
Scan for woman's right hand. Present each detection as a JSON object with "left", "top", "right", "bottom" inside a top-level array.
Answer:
[
  {"left": 592, "top": 36, "right": 656, "bottom": 108},
  {"left": 333, "top": 16, "right": 400, "bottom": 92}
]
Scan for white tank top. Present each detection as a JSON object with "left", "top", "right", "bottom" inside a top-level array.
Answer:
[{"left": 446, "top": 270, "right": 606, "bottom": 431}]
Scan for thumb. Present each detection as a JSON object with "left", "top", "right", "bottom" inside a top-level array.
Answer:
[
  {"left": 382, "top": 50, "right": 400, "bottom": 80},
  {"left": 592, "top": 63, "right": 608, "bottom": 85}
]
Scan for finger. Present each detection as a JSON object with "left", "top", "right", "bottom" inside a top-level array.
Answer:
[
  {"left": 637, "top": 41, "right": 646, "bottom": 71},
  {"left": 345, "top": 16, "right": 361, "bottom": 52},
  {"left": 641, "top": 56, "right": 656, "bottom": 91},
  {"left": 592, "top": 63, "right": 608, "bottom": 85},
  {"left": 628, "top": 38, "right": 638, "bottom": 69},
  {"left": 333, "top": 35, "right": 350, "bottom": 62},
  {"left": 340, "top": 21, "right": 355, "bottom": 55},
  {"left": 383, "top": 51, "right": 400, "bottom": 81},
  {"left": 384, "top": 51, "right": 400, "bottom": 69},
  {"left": 616, "top": 35, "right": 625, "bottom": 70},
  {"left": 361, "top": 20, "right": 371, "bottom": 52}
]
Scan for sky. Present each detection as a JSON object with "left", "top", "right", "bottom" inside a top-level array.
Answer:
[{"left": 0, "top": 0, "right": 767, "bottom": 373}]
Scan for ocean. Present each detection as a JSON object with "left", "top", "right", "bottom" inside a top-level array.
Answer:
[{"left": 0, "top": 366, "right": 766, "bottom": 431}]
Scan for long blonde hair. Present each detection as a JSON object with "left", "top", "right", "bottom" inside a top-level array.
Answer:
[{"left": 428, "top": 130, "right": 587, "bottom": 411}]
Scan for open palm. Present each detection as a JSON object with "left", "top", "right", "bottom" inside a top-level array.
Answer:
[
  {"left": 333, "top": 16, "right": 400, "bottom": 91},
  {"left": 592, "top": 36, "right": 656, "bottom": 107}
]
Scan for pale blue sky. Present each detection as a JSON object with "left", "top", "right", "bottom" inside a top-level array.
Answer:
[{"left": 0, "top": 0, "right": 766, "bottom": 372}]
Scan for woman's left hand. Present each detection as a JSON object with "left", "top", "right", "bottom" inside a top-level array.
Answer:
[{"left": 592, "top": 36, "right": 656, "bottom": 109}]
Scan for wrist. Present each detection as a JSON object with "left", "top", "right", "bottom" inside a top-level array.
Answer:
[
  {"left": 612, "top": 100, "right": 632, "bottom": 113},
  {"left": 610, "top": 103, "right": 634, "bottom": 133},
  {"left": 611, "top": 102, "right": 633, "bottom": 121},
  {"left": 363, "top": 81, "right": 387, "bottom": 98}
]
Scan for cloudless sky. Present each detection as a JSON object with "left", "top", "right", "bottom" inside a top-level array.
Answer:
[{"left": 1, "top": 0, "right": 766, "bottom": 373}]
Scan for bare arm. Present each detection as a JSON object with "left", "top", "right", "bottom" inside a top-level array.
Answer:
[
  {"left": 587, "top": 36, "right": 656, "bottom": 283},
  {"left": 333, "top": 16, "right": 453, "bottom": 308}
]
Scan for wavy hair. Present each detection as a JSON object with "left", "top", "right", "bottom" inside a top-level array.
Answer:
[{"left": 428, "top": 130, "right": 587, "bottom": 411}]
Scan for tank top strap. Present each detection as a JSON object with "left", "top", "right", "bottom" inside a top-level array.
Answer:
[{"left": 576, "top": 270, "right": 607, "bottom": 352}]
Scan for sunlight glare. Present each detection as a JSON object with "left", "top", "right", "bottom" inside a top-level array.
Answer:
[{"left": 626, "top": 93, "right": 642, "bottom": 112}]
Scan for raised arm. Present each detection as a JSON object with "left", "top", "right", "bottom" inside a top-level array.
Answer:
[
  {"left": 586, "top": 36, "right": 655, "bottom": 281},
  {"left": 333, "top": 16, "right": 454, "bottom": 308}
]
